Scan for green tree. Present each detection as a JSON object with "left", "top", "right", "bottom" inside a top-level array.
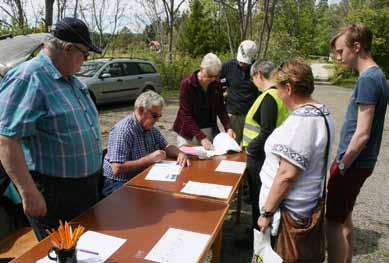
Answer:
[
  {"left": 346, "top": 7, "right": 389, "bottom": 75},
  {"left": 312, "top": 0, "right": 331, "bottom": 56},
  {"left": 177, "top": 0, "right": 214, "bottom": 57},
  {"left": 267, "top": 0, "right": 317, "bottom": 60}
]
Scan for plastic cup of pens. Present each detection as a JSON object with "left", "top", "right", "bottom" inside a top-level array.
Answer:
[
  {"left": 48, "top": 246, "right": 76, "bottom": 263},
  {"left": 46, "top": 221, "right": 85, "bottom": 263}
]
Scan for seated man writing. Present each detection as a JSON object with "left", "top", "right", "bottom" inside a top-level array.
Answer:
[{"left": 102, "top": 91, "right": 190, "bottom": 196}]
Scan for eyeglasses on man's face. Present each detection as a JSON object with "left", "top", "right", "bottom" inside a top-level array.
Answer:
[
  {"left": 149, "top": 110, "right": 162, "bottom": 120},
  {"left": 204, "top": 71, "right": 219, "bottom": 80},
  {"left": 72, "top": 44, "right": 89, "bottom": 60}
]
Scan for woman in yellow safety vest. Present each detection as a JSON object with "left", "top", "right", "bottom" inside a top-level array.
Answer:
[{"left": 242, "top": 60, "right": 288, "bottom": 242}]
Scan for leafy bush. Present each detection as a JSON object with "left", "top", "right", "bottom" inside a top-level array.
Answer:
[
  {"left": 154, "top": 52, "right": 233, "bottom": 90},
  {"left": 152, "top": 54, "right": 201, "bottom": 90},
  {"left": 329, "top": 61, "right": 357, "bottom": 87}
]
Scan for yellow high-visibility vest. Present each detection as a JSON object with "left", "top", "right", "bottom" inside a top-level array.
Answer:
[{"left": 242, "top": 88, "right": 288, "bottom": 147}]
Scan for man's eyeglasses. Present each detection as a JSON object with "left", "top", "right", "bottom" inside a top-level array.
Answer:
[
  {"left": 149, "top": 111, "right": 162, "bottom": 119},
  {"left": 206, "top": 74, "right": 219, "bottom": 79},
  {"left": 72, "top": 44, "right": 89, "bottom": 60},
  {"left": 204, "top": 71, "right": 219, "bottom": 79}
]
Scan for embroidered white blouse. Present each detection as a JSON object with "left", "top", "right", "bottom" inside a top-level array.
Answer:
[{"left": 259, "top": 104, "right": 335, "bottom": 234}]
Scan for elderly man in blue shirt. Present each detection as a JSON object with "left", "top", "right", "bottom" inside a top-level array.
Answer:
[
  {"left": 102, "top": 90, "right": 191, "bottom": 196},
  {"left": 0, "top": 17, "right": 102, "bottom": 240}
]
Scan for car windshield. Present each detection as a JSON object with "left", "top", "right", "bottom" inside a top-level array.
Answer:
[{"left": 76, "top": 61, "right": 105, "bottom": 77}]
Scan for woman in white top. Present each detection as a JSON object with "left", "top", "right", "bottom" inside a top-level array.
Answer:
[{"left": 257, "top": 59, "right": 335, "bottom": 262}]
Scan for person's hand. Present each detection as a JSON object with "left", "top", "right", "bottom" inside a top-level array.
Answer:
[
  {"left": 201, "top": 138, "right": 213, "bottom": 150},
  {"left": 176, "top": 152, "right": 191, "bottom": 167},
  {"left": 329, "top": 159, "right": 340, "bottom": 177},
  {"left": 257, "top": 215, "right": 272, "bottom": 233},
  {"left": 149, "top": 150, "right": 166, "bottom": 163},
  {"left": 20, "top": 187, "right": 47, "bottom": 217},
  {"left": 227, "top": 128, "right": 236, "bottom": 139},
  {"left": 222, "top": 86, "right": 228, "bottom": 97}
]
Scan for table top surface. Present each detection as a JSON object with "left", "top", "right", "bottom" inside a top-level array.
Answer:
[
  {"left": 12, "top": 187, "right": 228, "bottom": 263},
  {"left": 127, "top": 152, "right": 246, "bottom": 204}
]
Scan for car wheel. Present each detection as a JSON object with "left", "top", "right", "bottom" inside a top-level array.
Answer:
[{"left": 143, "top": 86, "right": 155, "bottom": 92}]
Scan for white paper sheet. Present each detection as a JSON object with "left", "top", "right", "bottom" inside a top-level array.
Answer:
[
  {"left": 215, "top": 160, "right": 246, "bottom": 174},
  {"left": 212, "top": 132, "right": 241, "bottom": 153},
  {"left": 37, "top": 231, "right": 126, "bottom": 263},
  {"left": 180, "top": 132, "right": 241, "bottom": 158},
  {"left": 145, "top": 228, "right": 210, "bottom": 263},
  {"left": 180, "top": 181, "right": 232, "bottom": 199},
  {"left": 145, "top": 161, "right": 183, "bottom": 182}
]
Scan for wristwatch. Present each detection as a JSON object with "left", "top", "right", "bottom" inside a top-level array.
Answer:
[
  {"left": 260, "top": 207, "right": 274, "bottom": 218},
  {"left": 338, "top": 160, "right": 347, "bottom": 174}
]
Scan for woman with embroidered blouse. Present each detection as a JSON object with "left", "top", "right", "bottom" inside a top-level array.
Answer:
[{"left": 257, "top": 59, "right": 335, "bottom": 262}]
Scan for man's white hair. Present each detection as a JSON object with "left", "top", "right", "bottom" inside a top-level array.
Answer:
[
  {"left": 135, "top": 90, "right": 165, "bottom": 110},
  {"left": 44, "top": 35, "right": 68, "bottom": 53},
  {"left": 200, "top": 52, "right": 221, "bottom": 75}
]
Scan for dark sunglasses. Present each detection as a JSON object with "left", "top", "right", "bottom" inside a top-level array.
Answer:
[
  {"left": 206, "top": 73, "right": 219, "bottom": 79},
  {"left": 149, "top": 111, "right": 162, "bottom": 119},
  {"left": 72, "top": 44, "right": 89, "bottom": 60}
]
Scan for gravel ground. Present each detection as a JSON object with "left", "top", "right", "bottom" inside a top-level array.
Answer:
[{"left": 98, "top": 82, "right": 389, "bottom": 262}]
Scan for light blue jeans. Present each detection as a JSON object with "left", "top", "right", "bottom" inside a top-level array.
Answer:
[{"left": 102, "top": 177, "right": 125, "bottom": 197}]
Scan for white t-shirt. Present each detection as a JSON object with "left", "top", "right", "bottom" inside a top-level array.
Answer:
[{"left": 259, "top": 104, "right": 335, "bottom": 221}]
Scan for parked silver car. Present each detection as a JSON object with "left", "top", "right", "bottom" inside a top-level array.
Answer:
[{"left": 76, "top": 58, "right": 162, "bottom": 105}]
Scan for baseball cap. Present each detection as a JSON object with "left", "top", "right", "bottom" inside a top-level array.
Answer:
[
  {"left": 236, "top": 40, "right": 257, "bottom": 64},
  {"left": 52, "top": 17, "right": 101, "bottom": 54}
]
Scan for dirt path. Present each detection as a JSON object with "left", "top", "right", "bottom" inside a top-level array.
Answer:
[{"left": 98, "top": 82, "right": 389, "bottom": 262}]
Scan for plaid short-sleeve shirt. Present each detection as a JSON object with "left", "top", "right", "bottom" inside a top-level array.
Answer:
[
  {"left": 0, "top": 51, "right": 102, "bottom": 177},
  {"left": 103, "top": 114, "right": 167, "bottom": 181}
]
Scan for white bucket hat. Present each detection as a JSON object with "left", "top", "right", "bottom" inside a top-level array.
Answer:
[{"left": 236, "top": 40, "right": 257, "bottom": 64}]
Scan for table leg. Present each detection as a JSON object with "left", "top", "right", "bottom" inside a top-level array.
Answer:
[
  {"left": 211, "top": 230, "right": 222, "bottom": 263},
  {"left": 235, "top": 181, "right": 243, "bottom": 225}
]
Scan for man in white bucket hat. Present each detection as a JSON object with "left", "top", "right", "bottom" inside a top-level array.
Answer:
[{"left": 220, "top": 40, "right": 259, "bottom": 145}]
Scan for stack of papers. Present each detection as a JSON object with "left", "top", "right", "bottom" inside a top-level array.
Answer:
[
  {"left": 145, "top": 228, "right": 210, "bottom": 263},
  {"left": 145, "top": 161, "right": 183, "bottom": 182},
  {"left": 215, "top": 160, "right": 246, "bottom": 174},
  {"left": 37, "top": 231, "right": 126, "bottom": 263},
  {"left": 180, "top": 181, "right": 232, "bottom": 199},
  {"left": 180, "top": 132, "right": 241, "bottom": 158}
]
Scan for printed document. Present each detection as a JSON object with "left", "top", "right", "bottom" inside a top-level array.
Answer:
[
  {"left": 215, "top": 160, "right": 246, "bottom": 174},
  {"left": 180, "top": 181, "right": 232, "bottom": 199},
  {"left": 145, "top": 161, "right": 183, "bottom": 182},
  {"left": 37, "top": 231, "right": 126, "bottom": 263},
  {"left": 145, "top": 228, "right": 210, "bottom": 263},
  {"left": 180, "top": 132, "right": 241, "bottom": 158}
]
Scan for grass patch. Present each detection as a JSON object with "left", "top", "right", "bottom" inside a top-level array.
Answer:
[{"left": 161, "top": 88, "right": 179, "bottom": 99}]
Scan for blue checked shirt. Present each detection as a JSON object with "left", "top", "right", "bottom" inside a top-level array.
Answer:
[
  {"left": 0, "top": 51, "right": 102, "bottom": 178},
  {"left": 103, "top": 114, "right": 167, "bottom": 181}
]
